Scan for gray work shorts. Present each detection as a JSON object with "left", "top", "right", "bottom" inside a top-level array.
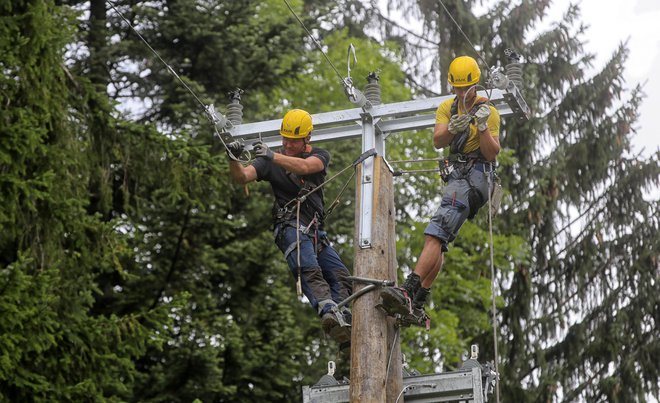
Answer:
[{"left": 424, "top": 162, "right": 493, "bottom": 251}]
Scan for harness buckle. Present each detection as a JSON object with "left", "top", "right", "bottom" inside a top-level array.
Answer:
[{"left": 439, "top": 158, "right": 454, "bottom": 183}]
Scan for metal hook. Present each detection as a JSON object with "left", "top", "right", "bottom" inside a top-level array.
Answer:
[
  {"left": 346, "top": 43, "right": 358, "bottom": 82},
  {"left": 327, "top": 361, "right": 336, "bottom": 377}
]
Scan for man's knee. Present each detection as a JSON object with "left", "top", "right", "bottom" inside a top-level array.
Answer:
[{"left": 424, "top": 233, "right": 449, "bottom": 253}]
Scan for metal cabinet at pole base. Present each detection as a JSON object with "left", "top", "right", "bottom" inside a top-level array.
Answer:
[{"left": 302, "top": 348, "right": 498, "bottom": 403}]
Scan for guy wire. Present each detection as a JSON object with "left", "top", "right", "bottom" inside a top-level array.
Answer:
[
  {"left": 108, "top": 1, "right": 252, "bottom": 163},
  {"left": 282, "top": 0, "right": 346, "bottom": 86},
  {"left": 437, "top": 0, "right": 491, "bottom": 72},
  {"left": 107, "top": 1, "right": 208, "bottom": 112}
]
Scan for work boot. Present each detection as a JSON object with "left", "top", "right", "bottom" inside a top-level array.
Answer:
[
  {"left": 380, "top": 273, "right": 421, "bottom": 316},
  {"left": 412, "top": 287, "right": 431, "bottom": 310},
  {"left": 321, "top": 311, "right": 339, "bottom": 334},
  {"left": 403, "top": 286, "right": 431, "bottom": 329},
  {"left": 321, "top": 310, "right": 352, "bottom": 345},
  {"left": 341, "top": 307, "right": 352, "bottom": 326}
]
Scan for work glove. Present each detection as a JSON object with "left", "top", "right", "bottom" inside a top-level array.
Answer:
[
  {"left": 226, "top": 141, "right": 244, "bottom": 160},
  {"left": 448, "top": 114, "right": 471, "bottom": 135},
  {"left": 475, "top": 104, "right": 491, "bottom": 131},
  {"left": 252, "top": 141, "right": 274, "bottom": 160}
]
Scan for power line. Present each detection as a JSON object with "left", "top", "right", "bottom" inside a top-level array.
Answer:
[
  {"left": 107, "top": 0, "right": 207, "bottom": 112},
  {"left": 437, "top": 0, "right": 491, "bottom": 71},
  {"left": 282, "top": 0, "right": 345, "bottom": 86}
]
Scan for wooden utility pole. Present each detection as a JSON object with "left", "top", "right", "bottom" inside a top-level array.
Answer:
[{"left": 350, "top": 157, "right": 401, "bottom": 402}]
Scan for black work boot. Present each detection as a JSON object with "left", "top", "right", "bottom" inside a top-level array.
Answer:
[
  {"left": 412, "top": 287, "right": 431, "bottom": 310},
  {"left": 380, "top": 273, "right": 421, "bottom": 316},
  {"left": 396, "top": 287, "right": 431, "bottom": 329}
]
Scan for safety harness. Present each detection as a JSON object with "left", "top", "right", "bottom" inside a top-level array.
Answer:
[
  {"left": 440, "top": 96, "right": 499, "bottom": 219},
  {"left": 448, "top": 95, "right": 488, "bottom": 156},
  {"left": 274, "top": 148, "right": 377, "bottom": 296}
]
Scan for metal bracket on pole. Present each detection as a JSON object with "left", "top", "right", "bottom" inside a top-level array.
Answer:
[
  {"left": 207, "top": 104, "right": 235, "bottom": 145},
  {"left": 302, "top": 366, "right": 491, "bottom": 403},
  {"left": 357, "top": 112, "right": 384, "bottom": 249}
]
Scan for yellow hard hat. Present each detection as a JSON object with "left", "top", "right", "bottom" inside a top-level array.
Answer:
[
  {"left": 447, "top": 56, "right": 481, "bottom": 88},
  {"left": 280, "top": 109, "right": 313, "bottom": 138}
]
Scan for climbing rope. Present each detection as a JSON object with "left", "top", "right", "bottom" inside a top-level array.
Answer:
[
  {"left": 295, "top": 201, "right": 303, "bottom": 297},
  {"left": 282, "top": 149, "right": 376, "bottom": 211}
]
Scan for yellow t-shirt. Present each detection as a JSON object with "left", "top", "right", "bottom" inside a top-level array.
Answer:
[{"left": 435, "top": 96, "right": 500, "bottom": 154}]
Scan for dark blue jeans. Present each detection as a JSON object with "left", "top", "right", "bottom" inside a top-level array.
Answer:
[{"left": 274, "top": 223, "right": 352, "bottom": 314}]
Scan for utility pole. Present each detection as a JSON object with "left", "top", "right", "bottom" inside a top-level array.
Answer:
[
  {"left": 349, "top": 75, "right": 402, "bottom": 401},
  {"left": 351, "top": 155, "right": 401, "bottom": 402},
  {"left": 110, "top": 0, "right": 528, "bottom": 398}
]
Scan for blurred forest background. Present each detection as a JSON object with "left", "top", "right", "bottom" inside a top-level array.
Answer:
[{"left": 1, "top": 0, "right": 658, "bottom": 401}]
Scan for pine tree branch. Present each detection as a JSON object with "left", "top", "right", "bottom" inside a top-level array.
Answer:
[
  {"left": 405, "top": 72, "right": 441, "bottom": 97},
  {"left": 561, "top": 363, "right": 609, "bottom": 402},
  {"left": 553, "top": 205, "right": 606, "bottom": 258},
  {"left": 149, "top": 205, "right": 191, "bottom": 311},
  {"left": 553, "top": 192, "right": 608, "bottom": 239},
  {"left": 534, "top": 254, "right": 614, "bottom": 321},
  {"left": 367, "top": 0, "right": 440, "bottom": 46}
]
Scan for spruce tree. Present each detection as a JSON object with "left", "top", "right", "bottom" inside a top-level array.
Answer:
[{"left": 0, "top": 1, "right": 174, "bottom": 401}]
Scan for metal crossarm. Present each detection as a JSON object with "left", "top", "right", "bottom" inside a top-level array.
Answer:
[{"left": 223, "top": 89, "right": 526, "bottom": 149}]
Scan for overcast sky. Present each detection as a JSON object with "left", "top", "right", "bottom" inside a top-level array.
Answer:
[{"left": 546, "top": 0, "right": 660, "bottom": 158}]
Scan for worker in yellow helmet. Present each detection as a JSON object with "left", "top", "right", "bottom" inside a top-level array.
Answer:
[
  {"left": 227, "top": 109, "right": 352, "bottom": 346},
  {"left": 380, "top": 56, "right": 501, "bottom": 325}
]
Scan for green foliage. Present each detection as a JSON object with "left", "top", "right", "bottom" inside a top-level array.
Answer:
[{"left": 1, "top": 1, "right": 176, "bottom": 401}]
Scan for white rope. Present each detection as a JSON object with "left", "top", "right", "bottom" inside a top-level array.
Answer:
[
  {"left": 486, "top": 168, "right": 501, "bottom": 403},
  {"left": 295, "top": 201, "right": 303, "bottom": 297}
]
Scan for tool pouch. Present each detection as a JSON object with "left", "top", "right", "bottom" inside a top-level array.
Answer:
[{"left": 490, "top": 177, "right": 503, "bottom": 216}]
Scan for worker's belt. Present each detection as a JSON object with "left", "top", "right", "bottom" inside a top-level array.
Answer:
[
  {"left": 273, "top": 205, "right": 293, "bottom": 224},
  {"left": 470, "top": 161, "right": 495, "bottom": 173},
  {"left": 440, "top": 154, "right": 495, "bottom": 182}
]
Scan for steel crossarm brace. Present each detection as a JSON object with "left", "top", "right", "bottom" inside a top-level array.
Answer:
[{"left": 332, "top": 277, "right": 394, "bottom": 309}]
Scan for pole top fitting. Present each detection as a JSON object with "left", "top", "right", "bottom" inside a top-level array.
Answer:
[
  {"left": 228, "top": 88, "right": 244, "bottom": 103},
  {"left": 504, "top": 48, "right": 520, "bottom": 62},
  {"left": 367, "top": 71, "right": 380, "bottom": 83}
]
